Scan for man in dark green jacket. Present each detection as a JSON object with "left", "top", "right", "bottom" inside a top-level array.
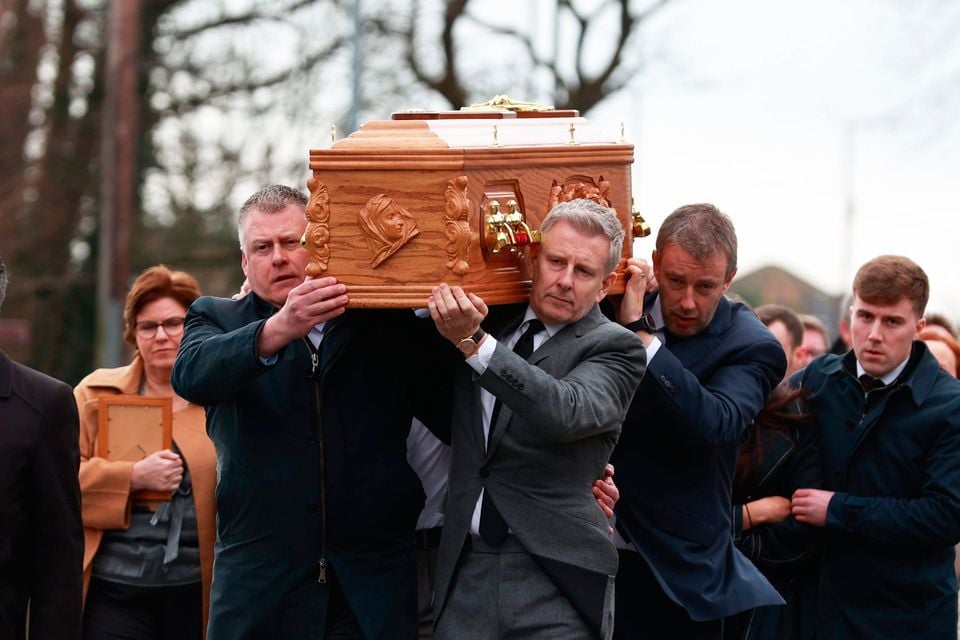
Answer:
[
  {"left": 172, "top": 185, "right": 454, "bottom": 639},
  {"left": 792, "top": 255, "right": 960, "bottom": 639}
]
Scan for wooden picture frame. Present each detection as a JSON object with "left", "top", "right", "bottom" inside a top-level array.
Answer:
[{"left": 97, "top": 395, "right": 174, "bottom": 501}]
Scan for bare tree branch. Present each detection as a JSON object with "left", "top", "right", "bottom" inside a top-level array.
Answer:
[
  {"left": 397, "top": 0, "right": 469, "bottom": 108},
  {"left": 156, "top": 0, "right": 325, "bottom": 40},
  {"left": 163, "top": 32, "right": 348, "bottom": 114}
]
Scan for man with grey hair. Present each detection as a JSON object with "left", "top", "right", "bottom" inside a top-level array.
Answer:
[
  {"left": 609, "top": 203, "right": 787, "bottom": 638},
  {"left": 427, "top": 199, "right": 645, "bottom": 639},
  {"left": 173, "top": 185, "right": 456, "bottom": 639},
  {"left": 0, "top": 255, "right": 84, "bottom": 639}
]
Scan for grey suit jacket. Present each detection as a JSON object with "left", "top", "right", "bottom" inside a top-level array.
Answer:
[{"left": 433, "top": 305, "right": 646, "bottom": 636}]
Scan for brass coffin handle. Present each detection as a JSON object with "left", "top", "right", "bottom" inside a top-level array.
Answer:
[
  {"left": 485, "top": 200, "right": 541, "bottom": 254},
  {"left": 631, "top": 200, "right": 651, "bottom": 238}
]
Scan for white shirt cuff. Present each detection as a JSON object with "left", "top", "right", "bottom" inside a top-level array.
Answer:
[
  {"left": 645, "top": 335, "right": 662, "bottom": 362},
  {"left": 466, "top": 335, "right": 498, "bottom": 374}
]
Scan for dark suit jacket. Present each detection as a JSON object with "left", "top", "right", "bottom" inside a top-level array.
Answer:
[
  {"left": 795, "top": 344, "right": 960, "bottom": 639},
  {"left": 171, "top": 294, "right": 454, "bottom": 639},
  {"left": 434, "top": 305, "right": 646, "bottom": 638},
  {"left": 0, "top": 350, "right": 83, "bottom": 640},
  {"left": 612, "top": 295, "right": 787, "bottom": 621}
]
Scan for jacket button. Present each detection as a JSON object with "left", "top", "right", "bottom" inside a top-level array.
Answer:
[{"left": 479, "top": 467, "right": 489, "bottom": 479}]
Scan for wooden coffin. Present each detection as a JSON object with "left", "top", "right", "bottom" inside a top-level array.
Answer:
[{"left": 305, "top": 107, "right": 637, "bottom": 308}]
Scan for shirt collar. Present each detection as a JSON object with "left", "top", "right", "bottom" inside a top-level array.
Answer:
[
  {"left": 649, "top": 297, "right": 665, "bottom": 331},
  {"left": 522, "top": 306, "right": 564, "bottom": 338},
  {"left": 857, "top": 355, "right": 910, "bottom": 386},
  {"left": 307, "top": 323, "right": 326, "bottom": 349}
]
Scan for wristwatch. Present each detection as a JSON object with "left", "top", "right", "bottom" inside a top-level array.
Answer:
[
  {"left": 623, "top": 312, "right": 657, "bottom": 334},
  {"left": 457, "top": 327, "right": 486, "bottom": 357}
]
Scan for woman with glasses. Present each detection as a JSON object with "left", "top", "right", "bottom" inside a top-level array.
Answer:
[{"left": 74, "top": 265, "right": 216, "bottom": 640}]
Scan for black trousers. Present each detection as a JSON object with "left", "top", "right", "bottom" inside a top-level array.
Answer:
[
  {"left": 82, "top": 578, "right": 202, "bottom": 640},
  {"left": 258, "top": 563, "right": 365, "bottom": 640},
  {"left": 614, "top": 550, "right": 724, "bottom": 640},
  {"left": 323, "top": 564, "right": 366, "bottom": 640}
]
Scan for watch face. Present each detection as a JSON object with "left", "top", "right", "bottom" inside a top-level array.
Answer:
[
  {"left": 641, "top": 313, "right": 657, "bottom": 333},
  {"left": 458, "top": 338, "right": 478, "bottom": 357}
]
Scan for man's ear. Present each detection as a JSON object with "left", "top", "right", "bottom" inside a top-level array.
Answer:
[
  {"left": 597, "top": 271, "right": 618, "bottom": 302},
  {"left": 722, "top": 268, "right": 738, "bottom": 292},
  {"left": 241, "top": 251, "right": 249, "bottom": 278},
  {"left": 793, "top": 345, "right": 808, "bottom": 366},
  {"left": 915, "top": 317, "right": 927, "bottom": 336},
  {"left": 525, "top": 244, "right": 540, "bottom": 272}
]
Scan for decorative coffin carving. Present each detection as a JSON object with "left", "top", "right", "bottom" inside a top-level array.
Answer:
[{"left": 306, "top": 108, "right": 636, "bottom": 308}]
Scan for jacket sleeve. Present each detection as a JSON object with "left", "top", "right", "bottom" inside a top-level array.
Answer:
[
  {"left": 404, "top": 314, "right": 456, "bottom": 445},
  {"left": 171, "top": 296, "right": 275, "bottom": 406},
  {"left": 825, "top": 415, "right": 960, "bottom": 547},
  {"left": 477, "top": 323, "right": 646, "bottom": 443},
  {"left": 75, "top": 382, "right": 135, "bottom": 530},
  {"left": 736, "top": 424, "right": 823, "bottom": 566},
  {"left": 29, "top": 381, "right": 83, "bottom": 640},
  {"left": 642, "top": 330, "right": 786, "bottom": 445}
]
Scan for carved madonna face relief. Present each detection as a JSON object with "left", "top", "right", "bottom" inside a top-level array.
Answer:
[{"left": 358, "top": 195, "right": 420, "bottom": 268}]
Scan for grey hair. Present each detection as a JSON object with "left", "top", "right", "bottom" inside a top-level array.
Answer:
[
  {"left": 656, "top": 203, "right": 738, "bottom": 277},
  {"left": 237, "top": 185, "right": 308, "bottom": 248},
  {"left": 540, "top": 199, "right": 624, "bottom": 273},
  {"left": 0, "top": 256, "right": 7, "bottom": 312}
]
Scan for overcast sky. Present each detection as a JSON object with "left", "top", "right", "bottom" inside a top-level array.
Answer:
[
  {"left": 588, "top": 0, "right": 960, "bottom": 319},
  {"left": 222, "top": 0, "right": 958, "bottom": 320}
]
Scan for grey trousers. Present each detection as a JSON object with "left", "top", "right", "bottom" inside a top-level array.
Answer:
[{"left": 435, "top": 535, "right": 604, "bottom": 640}]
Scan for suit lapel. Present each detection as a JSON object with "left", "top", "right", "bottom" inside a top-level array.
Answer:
[
  {"left": 0, "top": 351, "right": 13, "bottom": 398},
  {"left": 484, "top": 306, "right": 601, "bottom": 459},
  {"left": 481, "top": 309, "right": 525, "bottom": 458}
]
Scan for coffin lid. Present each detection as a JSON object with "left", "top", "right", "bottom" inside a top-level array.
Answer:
[{"left": 324, "top": 99, "right": 625, "bottom": 152}]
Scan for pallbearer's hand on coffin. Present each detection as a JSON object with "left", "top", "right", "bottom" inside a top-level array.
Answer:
[
  {"left": 429, "top": 283, "right": 488, "bottom": 346},
  {"left": 615, "top": 257, "right": 653, "bottom": 325},
  {"left": 258, "top": 276, "right": 348, "bottom": 358}
]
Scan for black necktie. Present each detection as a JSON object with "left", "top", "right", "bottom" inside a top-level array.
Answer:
[
  {"left": 479, "top": 319, "right": 545, "bottom": 546},
  {"left": 859, "top": 374, "right": 884, "bottom": 393}
]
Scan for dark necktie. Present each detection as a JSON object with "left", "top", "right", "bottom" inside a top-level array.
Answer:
[
  {"left": 512, "top": 319, "right": 545, "bottom": 360},
  {"left": 859, "top": 374, "right": 884, "bottom": 393},
  {"left": 479, "top": 318, "right": 545, "bottom": 546}
]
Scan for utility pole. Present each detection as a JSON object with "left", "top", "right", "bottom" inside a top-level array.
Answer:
[
  {"left": 841, "top": 121, "right": 857, "bottom": 287},
  {"left": 97, "top": 0, "right": 140, "bottom": 367},
  {"left": 346, "top": 0, "right": 363, "bottom": 134}
]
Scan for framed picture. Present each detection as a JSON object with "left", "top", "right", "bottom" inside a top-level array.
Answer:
[{"left": 97, "top": 395, "right": 174, "bottom": 501}]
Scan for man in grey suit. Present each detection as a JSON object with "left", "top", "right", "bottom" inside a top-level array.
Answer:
[{"left": 428, "top": 199, "right": 646, "bottom": 639}]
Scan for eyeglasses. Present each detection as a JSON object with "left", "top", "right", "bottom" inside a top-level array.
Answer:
[{"left": 135, "top": 317, "right": 185, "bottom": 339}]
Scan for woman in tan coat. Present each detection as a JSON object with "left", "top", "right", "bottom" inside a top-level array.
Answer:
[{"left": 75, "top": 265, "right": 216, "bottom": 640}]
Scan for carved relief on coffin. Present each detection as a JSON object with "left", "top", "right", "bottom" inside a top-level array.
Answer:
[
  {"left": 305, "top": 178, "right": 331, "bottom": 277},
  {"left": 357, "top": 194, "right": 421, "bottom": 268},
  {"left": 443, "top": 176, "right": 472, "bottom": 276},
  {"left": 546, "top": 175, "right": 613, "bottom": 211}
]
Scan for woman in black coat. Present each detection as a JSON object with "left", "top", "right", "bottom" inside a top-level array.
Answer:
[{"left": 725, "top": 384, "right": 822, "bottom": 640}]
